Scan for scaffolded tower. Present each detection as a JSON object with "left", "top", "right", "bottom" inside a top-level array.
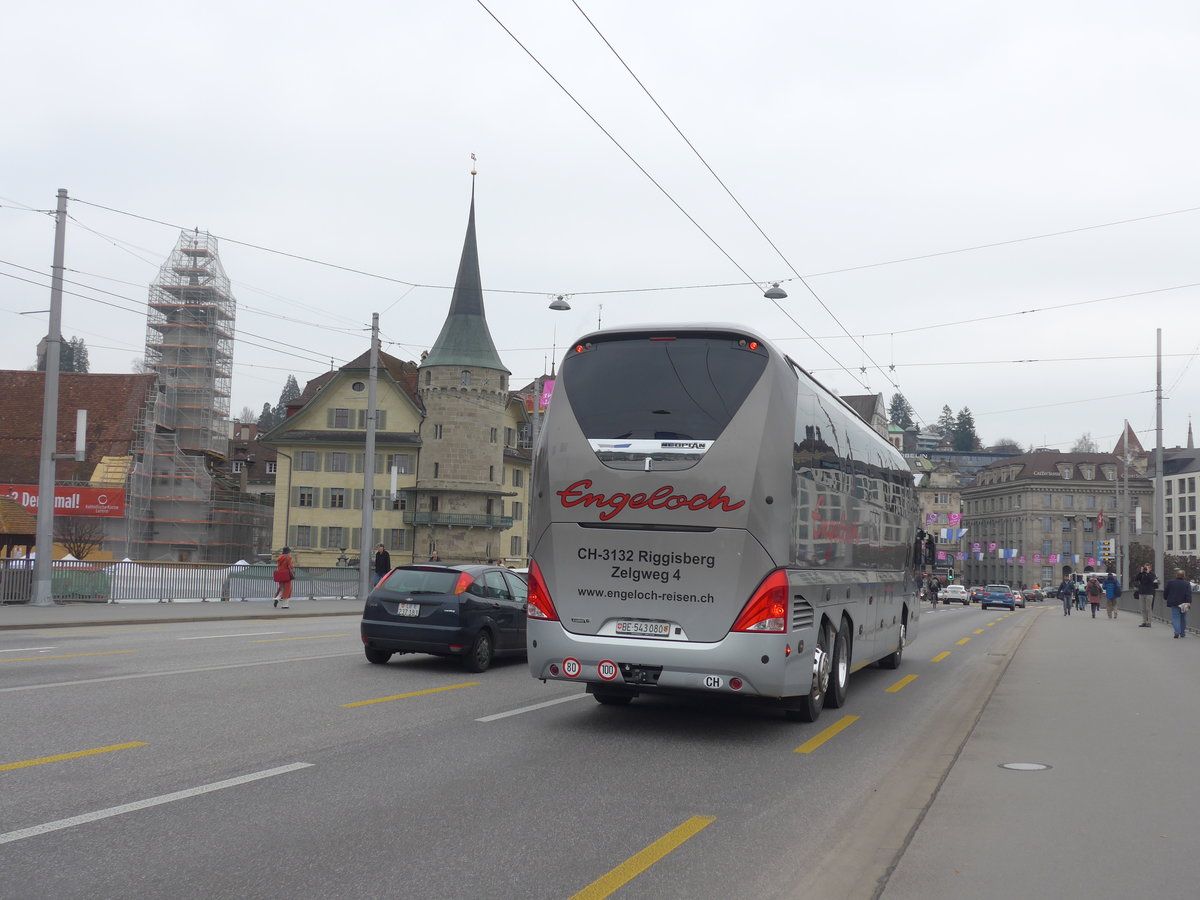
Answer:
[{"left": 140, "top": 230, "right": 236, "bottom": 560}]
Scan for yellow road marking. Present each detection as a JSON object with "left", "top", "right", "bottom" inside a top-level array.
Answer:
[
  {"left": 886, "top": 674, "right": 918, "bottom": 693},
  {"left": 342, "top": 682, "right": 480, "bottom": 707},
  {"left": 931, "top": 651, "right": 951, "bottom": 662},
  {"left": 956, "top": 637, "right": 971, "bottom": 645},
  {"left": 973, "top": 629, "right": 985, "bottom": 634},
  {"left": 249, "top": 634, "right": 349, "bottom": 643},
  {"left": 986, "top": 622, "right": 996, "bottom": 626},
  {"left": 568, "top": 815, "right": 716, "bottom": 900},
  {"left": 0, "top": 650, "right": 137, "bottom": 663},
  {"left": 794, "top": 715, "right": 860, "bottom": 754},
  {"left": 38, "top": 627, "right": 162, "bottom": 635},
  {"left": 1, "top": 741, "right": 147, "bottom": 772}
]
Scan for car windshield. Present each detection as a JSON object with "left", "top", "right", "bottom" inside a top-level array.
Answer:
[{"left": 378, "top": 569, "right": 464, "bottom": 595}]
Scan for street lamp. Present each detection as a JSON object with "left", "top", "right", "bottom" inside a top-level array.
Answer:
[
  {"left": 763, "top": 283, "right": 788, "bottom": 300},
  {"left": 549, "top": 295, "right": 571, "bottom": 311}
]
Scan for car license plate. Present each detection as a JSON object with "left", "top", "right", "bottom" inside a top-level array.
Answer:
[
  {"left": 393, "top": 602, "right": 420, "bottom": 617},
  {"left": 615, "top": 620, "right": 671, "bottom": 637}
]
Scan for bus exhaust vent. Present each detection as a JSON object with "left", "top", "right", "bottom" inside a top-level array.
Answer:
[{"left": 791, "top": 599, "right": 815, "bottom": 631}]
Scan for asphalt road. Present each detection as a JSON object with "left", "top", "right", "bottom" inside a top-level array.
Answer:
[{"left": 1, "top": 604, "right": 1033, "bottom": 899}]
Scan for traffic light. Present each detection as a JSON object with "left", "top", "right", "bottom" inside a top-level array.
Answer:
[
  {"left": 1100, "top": 539, "right": 1115, "bottom": 563},
  {"left": 948, "top": 571, "right": 955, "bottom": 581}
]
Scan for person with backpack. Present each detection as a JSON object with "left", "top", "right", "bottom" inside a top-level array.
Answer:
[
  {"left": 928, "top": 575, "right": 940, "bottom": 610},
  {"left": 1085, "top": 576, "right": 1104, "bottom": 618},
  {"left": 1103, "top": 571, "right": 1122, "bottom": 619},
  {"left": 1058, "top": 575, "right": 1075, "bottom": 616}
]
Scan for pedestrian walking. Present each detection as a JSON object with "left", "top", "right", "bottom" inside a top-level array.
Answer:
[
  {"left": 1164, "top": 569, "right": 1193, "bottom": 638},
  {"left": 1103, "top": 572, "right": 1122, "bottom": 619},
  {"left": 1057, "top": 575, "right": 1074, "bottom": 616},
  {"left": 1133, "top": 564, "right": 1159, "bottom": 628},
  {"left": 273, "top": 546, "right": 295, "bottom": 609},
  {"left": 1085, "top": 575, "right": 1103, "bottom": 618},
  {"left": 373, "top": 543, "right": 392, "bottom": 586},
  {"left": 1075, "top": 578, "right": 1088, "bottom": 611}
]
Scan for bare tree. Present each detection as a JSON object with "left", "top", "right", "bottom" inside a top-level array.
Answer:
[
  {"left": 1071, "top": 432, "right": 1099, "bottom": 453},
  {"left": 54, "top": 516, "right": 106, "bottom": 559}
]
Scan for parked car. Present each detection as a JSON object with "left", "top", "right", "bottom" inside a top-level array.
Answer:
[
  {"left": 979, "top": 584, "right": 1024, "bottom": 610},
  {"left": 939, "top": 583, "right": 970, "bottom": 605},
  {"left": 360, "top": 564, "right": 529, "bottom": 672}
]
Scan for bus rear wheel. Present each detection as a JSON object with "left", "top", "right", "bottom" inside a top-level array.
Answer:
[
  {"left": 786, "top": 622, "right": 832, "bottom": 722},
  {"left": 825, "top": 620, "right": 850, "bottom": 709}
]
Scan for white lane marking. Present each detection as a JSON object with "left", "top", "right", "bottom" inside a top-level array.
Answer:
[
  {"left": 0, "top": 647, "right": 56, "bottom": 653},
  {"left": 476, "top": 692, "right": 591, "bottom": 722},
  {"left": 177, "top": 632, "right": 285, "bottom": 640},
  {"left": 0, "top": 763, "right": 313, "bottom": 846},
  {"left": 0, "top": 651, "right": 361, "bottom": 693}
]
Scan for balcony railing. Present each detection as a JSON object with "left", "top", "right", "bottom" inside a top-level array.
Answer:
[{"left": 402, "top": 511, "right": 513, "bottom": 528}]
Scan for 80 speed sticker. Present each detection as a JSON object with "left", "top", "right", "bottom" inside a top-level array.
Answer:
[{"left": 562, "top": 657, "right": 581, "bottom": 678}]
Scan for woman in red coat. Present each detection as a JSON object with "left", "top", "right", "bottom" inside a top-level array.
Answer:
[
  {"left": 273, "top": 547, "right": 295, "bottom": 609},
  {"left": 1085, "top": 576, "right": 1103, "bottom": 618}
]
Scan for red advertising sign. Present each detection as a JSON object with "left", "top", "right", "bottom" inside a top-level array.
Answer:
[{"left": 0, "top": 485, "right": 126, "bottom": 518}]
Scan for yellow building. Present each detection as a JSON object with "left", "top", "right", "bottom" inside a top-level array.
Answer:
[{"left": 261, "top": 189, "right": 532, "bottom": 568}]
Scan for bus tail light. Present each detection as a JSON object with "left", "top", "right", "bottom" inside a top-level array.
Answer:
[
  {"left": 526, "top": 560, "right": 560, "bottom": 621},
  {"left": 731, "top": 570, "right": 788, "bottom": 633}
]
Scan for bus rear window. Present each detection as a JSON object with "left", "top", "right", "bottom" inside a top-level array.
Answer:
[{"left": 562, "top": 334, "right": 768, "bottom": 441}]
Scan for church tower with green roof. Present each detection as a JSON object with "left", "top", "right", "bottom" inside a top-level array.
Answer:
[{"left": 414, "top": 185, "right": 513, "bottom": 562}]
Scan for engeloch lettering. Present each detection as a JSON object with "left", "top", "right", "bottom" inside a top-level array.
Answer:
[{"left": 556, "top": 479, "right": 745, "bottom": 522}]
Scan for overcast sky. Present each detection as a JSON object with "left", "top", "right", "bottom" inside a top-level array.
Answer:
[{"left": 4, "top": 1, "right": 1198, "bottom": 454}]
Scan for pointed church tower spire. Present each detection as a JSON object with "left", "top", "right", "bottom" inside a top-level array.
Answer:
[
  {"left": 1188, "top": 417, "right": 1194, "bottom": 450},
  {"left": 423, "top": 181, "right": 509, "bottom": 373}
]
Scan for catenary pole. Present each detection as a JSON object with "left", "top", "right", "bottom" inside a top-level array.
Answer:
[
  {"left": 1154, "top": 329, "right": 1164, "bottom": 592},
  {"left": 30, "top": 189, "right": 69, "bottom": 606},
  {"left": 359, "top": 313, "right": 379, "bottom": 601}
]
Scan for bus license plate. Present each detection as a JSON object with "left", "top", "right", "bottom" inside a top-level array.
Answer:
[
  {"left": 615, "top": 620, "right": 671, "bottom": 637},
  {"left": 393, "top": 602, "right": 420, "bottom": 617}
]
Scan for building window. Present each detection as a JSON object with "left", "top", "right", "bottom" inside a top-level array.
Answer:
[
  {"left": 512, "top": 468, "right": 523, "bottom": 488},
  {"left": 510, "top": 536, "right": 522, "bottom": 556},
  {"left": 328, "top": 408, "right": 352, "bottom": 429},
  {"left": 1042, "top": 493, "right": 1052, "bottom": 508},
  {"left": 266, "top": 461, "right": 277, "bottom": 475},
  {"left": 1041, "top": 517, "right": 1052, "bottom": 532},
  {"left": 490, "top": 427, "right": 498, "bottom": 443},
  {"left": 296, "top": 488, "right": 315, "bottom": 508},
  {"left": 324, "top": 526, "right": 346, "bottom": 549},
  {"left": 486, "top": 498, "right": 495, "bottom": 516},
  {"left": 1166, "top": 481, "right": 1172, "bottom": 495},
  {"left": 935, "top": 493, "right": 950, "bottom": 505},
  {"left": 433, "top": 462, "right": 440, "bottom": 478},
  {"left": 1062, "top": 495, "right": 1074, "bottom": 509},
  {"left": 391, "top": 493, "right": 407, "bottom": 511},
  {"left": 297, "top": 451, "right": 319, "bottom": 471},
  {"left": 293, "top": 525, "right": 314, "bottom": 547},
  {"left": 1086, "top": 495, "right": 1096, "bottom": 509},
  {"left": 511, "top": 500, "right": 523, "bottom": 519},
  {"left": 1061, "top": 517, "right": 1072, "bottom": 532},
  {"left": 1166, "top": 499, "right": 1173, "bottom": 514},
  {"left": 433, "top": 424, "right": 443, "bottom": 440},
  {"left": 327, "top": 452, "right": 350, "bottom": 472},
  {"left": 386, "top": 453, "right": 411, "bottom": 475},
  {"left": 1063, "top": 540, "right": 1072, "bottom": 556},
  {"left": 424, "top": 371, "right": 431, "bottom": 385},
  {"left": 1166, "top": 535, "right": 1174, "bottom": 551},
  {"left": 489, "top": 465, "right": 495, "bottom": 482},
  {"left": 429, "top": 496, "right": 439, "bottom": 513},
  {"left": 389, "top": 528, "right": 410, "bottom": 551},
  {"left": 231, "top": 461, "right": 244, "bottom": 473},
  {"left": 327, "top": 488, "right": 346, "bottom": 509},
  {"left": 356, "top": 409, "right": 387, "bottom": 430},
  {"left": 461, "top": 370, "right": 471, "bottom": 386},
  {"left": 505, "top": 427, "right": 515, "bottom": 447}
]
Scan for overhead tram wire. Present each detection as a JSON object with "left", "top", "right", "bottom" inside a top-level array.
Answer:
[
  {"left": 473, "top": 0, "right": 869, "bottom": 391},
  {"left": 0, "top": 263, "right": 337, "bottom": 369},
  {"left": 564, "top": 0, "right": 898, "bottom": 403}
]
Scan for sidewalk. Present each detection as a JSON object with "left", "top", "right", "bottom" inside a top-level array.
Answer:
[
  {"left": 881, "top": 600, "right": 1199, "bottom": 899},
  {"left": 0, "top": 596, "right": 363, "bottom": 630}
]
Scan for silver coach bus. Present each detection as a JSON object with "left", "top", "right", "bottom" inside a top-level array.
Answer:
[{"left": 526, "top": 325, "right": 920, "bottom": 721}]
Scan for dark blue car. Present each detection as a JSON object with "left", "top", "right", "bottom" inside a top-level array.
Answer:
[{"left": 979, "top": 584, "right": 1024, "bottom": 610}]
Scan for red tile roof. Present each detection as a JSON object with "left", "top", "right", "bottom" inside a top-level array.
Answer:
[{"left": 0, "top": 371, "right": 157, "bottom": 484}]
